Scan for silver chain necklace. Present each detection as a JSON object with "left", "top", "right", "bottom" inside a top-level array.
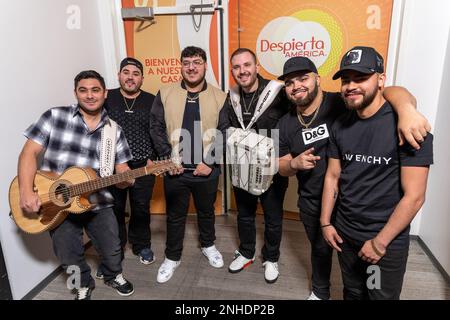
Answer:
[
  {"left": 122, "top": 91, "right": 141, "bottom": 114},
  {"left": 241, "top": 89, "right": 257, "bottom": 115},
  {"left": 187, "top": 92, "right": 200, "bottom": 103}
]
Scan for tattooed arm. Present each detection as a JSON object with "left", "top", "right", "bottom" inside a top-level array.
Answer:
[{"left": 320, "top": 158, "right": 343, "bottom": 252}]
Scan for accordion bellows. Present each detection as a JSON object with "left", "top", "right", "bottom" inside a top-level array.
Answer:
[{"left": 226, "top": 128, "right": 277, "bottom": 196}]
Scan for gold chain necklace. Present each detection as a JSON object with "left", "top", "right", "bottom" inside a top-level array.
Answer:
[
  {"left": 297, "top": 103, "right": 322, "bottom": 129},
  {"left": 241, "top": 89, "right": 257, "bottom": 115}
]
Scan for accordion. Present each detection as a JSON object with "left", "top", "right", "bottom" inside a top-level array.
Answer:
[{"left": 226, "top": 128, "right": 277, "bottom": 196}]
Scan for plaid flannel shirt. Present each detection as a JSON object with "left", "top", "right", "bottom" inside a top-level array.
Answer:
[{"left": 24, "top": 104, "right": 133, "bottom": 210}]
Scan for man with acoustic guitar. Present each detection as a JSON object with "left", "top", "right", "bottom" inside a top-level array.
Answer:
[{"left": 17, "top": 70, "right": 135, "bottom": 300}]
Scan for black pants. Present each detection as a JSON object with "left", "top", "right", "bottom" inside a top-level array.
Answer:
[
  {"left": 300, "top": 199, "right": 334, "bottom": 300},
  {"left": 337, "top": 233, "right": 409, "bottom": 300},
  {"left": 49, "top": 207, "right": 122, "bottom": 288},
  {"left": 109, "top": 160, "right": 155, "bottom": 254},
  {"left": 233, "top": 174, "right": 288, "bottom": 262},
  {"left": 164, "top": 175, "right": 219, "bottom": 261}
]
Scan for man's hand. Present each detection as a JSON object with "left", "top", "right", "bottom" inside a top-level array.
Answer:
[
  {"left": 397, "top": 110, "right": 431, "bottom": 150},
  {"left": 290, "top": 147, "right": 321, "bottom": 171},
  {"left": 20, "top": 190, "right": 41, "bottom": 214},
  {"left": 115, "top": 163, "right": 134, "bottom": 188},
  {"left": 193, "top": 162, "right": 212, "bottom": 176},
  {"left": 358, "top": 238, "right": 386, "bottom": 264},
  {"left": 321, "top": 225, "right": 343, "bottom": 252},
  {"left": 168, "top": 166, "right": 184, "bottom": 176}
]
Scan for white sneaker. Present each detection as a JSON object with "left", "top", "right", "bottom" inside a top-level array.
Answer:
[
  {"left": 157, "top": 258, "right": 180, "bottom": 283},
  {"left": 262, "top": 261, "right": 279, "bottom": 283},
  {"left": 228, "top": 250, "right": 255, "bottom": 273},
  {"left": 307, "top": 292, "right": 322, "bottom": 300},
  {"left": 201, "top": 245, "right": 224, "bottom": 268}
]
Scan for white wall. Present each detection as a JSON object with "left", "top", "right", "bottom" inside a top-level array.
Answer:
[
  {"left": 0, "top": 0, "right": 115, "bottom": 299},
  {"left": 419, "top": 31, "right": 450, "bottom": 275},
  {"left": 393, "top": 0, "right": 450, "bottom": 273}
]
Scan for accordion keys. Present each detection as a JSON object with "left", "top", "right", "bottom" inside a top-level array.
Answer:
[{"left": 226, "top": 128, "right": 277, "bottom": 196}]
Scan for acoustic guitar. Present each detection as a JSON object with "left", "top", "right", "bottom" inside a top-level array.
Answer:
[{"left": 8, "top": 160, "right": 178, "bottom": 234}]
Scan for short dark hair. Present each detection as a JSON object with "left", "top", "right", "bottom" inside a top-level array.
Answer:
[
  {"left": 74, "top": 70, "right": 106, "bottom": 90},
  {"left": 181, "top": 46, "right": 207, "bottom": 62},
  {"left": 230, "top": 48, "right": 257, "bottom": 64}
]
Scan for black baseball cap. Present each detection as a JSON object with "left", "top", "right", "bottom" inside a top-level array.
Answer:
[
  {"left": 278, "top": 57, "right": 318, "bottom": 80},
  {"left": 120, "top": 57, "right": 144, "bottom": 74},
  {"left": 333, "top": 46, "right": 384, "bottom": 80}
]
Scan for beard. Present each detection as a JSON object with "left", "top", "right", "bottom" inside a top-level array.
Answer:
[
  {"left": 343, "top": 85, "right": 378, "bottom": 111},
  {"left": 181, "top": 69, "right": 206, "bottom": 89},
  {"left": 289, "top": 82, "right": 319, "bottom": 107},
  {"left": 120, "top": 80, "right": 142, "bottom": 96},
  {"left": 235, "top": 72, "right": 258, "bottom": 91}
]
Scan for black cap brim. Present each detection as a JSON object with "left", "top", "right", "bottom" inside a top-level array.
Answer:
[{"left": 332, "top": 66, "right": 376, "bottom": 80}]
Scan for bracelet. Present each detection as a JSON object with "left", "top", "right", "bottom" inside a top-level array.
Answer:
[
  {"left": 371, "top": 239, "right": 385, "bottom": 257},
  {"left": 320, "top": 224, "right": 332, "bottom": 228}
]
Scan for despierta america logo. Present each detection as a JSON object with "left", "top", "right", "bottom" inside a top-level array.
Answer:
[{"left": 256, "top": 9, "right": 344, "bottom": 77}]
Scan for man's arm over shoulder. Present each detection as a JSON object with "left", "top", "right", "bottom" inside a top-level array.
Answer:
[{"left": 384, "top": 86, "right": 431, "bottom": 149}]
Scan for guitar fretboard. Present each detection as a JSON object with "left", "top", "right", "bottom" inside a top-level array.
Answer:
[{"left": 68, "top": 164, "right": 167, "bottom": 196}]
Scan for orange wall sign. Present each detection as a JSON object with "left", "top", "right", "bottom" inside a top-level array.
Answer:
[
  {"left": 122, "top": 0, "right": 221, "bottom": 95},
  {"left": 228, "top": 0, "right": 393, "bottom": 91}
]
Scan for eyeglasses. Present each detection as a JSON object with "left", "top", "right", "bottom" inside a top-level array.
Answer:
[{"left": 181, "top": 60, "right": 205, "bottom": 68}]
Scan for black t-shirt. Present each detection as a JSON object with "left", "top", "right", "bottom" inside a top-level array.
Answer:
[
  {"left": 328, "top": 102, "right": 433, "bottom": 249},
  {"left": 277, "top": 92, "right": 347, "bottom": 216},
  {"left": 105, "top": 88, "right": 155, "bottom": 161},
  {"left": 179, "top": 89, "right": 220, "bottom": 182}
]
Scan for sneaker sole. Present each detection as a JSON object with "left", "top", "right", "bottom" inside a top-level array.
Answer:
[
  {"left": 139, "top": 257, "right": 156, "bottom": 265},
  {"left": 228, "top": 259, "right": 255, "bottom": 274},
  {"left": 264, "top": 275, "right": 279, "bottom": 284},
  {"left": 116, "top": 288, "right": 135, "bottom": 297},
  {"left": 95, "top": 274, "right": 104, "bottom": 280}
]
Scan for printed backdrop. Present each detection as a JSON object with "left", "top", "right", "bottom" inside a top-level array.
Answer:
[
  {"left": 228, "top": 0, "right": 393, "bottom": 91},
  {"left": 122, "top": 0, "right": 222, "bottom": 95}
]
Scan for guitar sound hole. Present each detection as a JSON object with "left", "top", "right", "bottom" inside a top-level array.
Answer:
[{"left": 54, "top": 184, "right": 70, "bottom": 204}]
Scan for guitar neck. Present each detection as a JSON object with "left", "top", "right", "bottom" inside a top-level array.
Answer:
[{"left": 70, "top": 166, "right": 150, "bottom": 196}]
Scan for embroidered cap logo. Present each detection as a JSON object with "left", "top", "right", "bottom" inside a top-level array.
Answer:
[{"left": 345, "top": 50, "right": 362, "bottom": 65}]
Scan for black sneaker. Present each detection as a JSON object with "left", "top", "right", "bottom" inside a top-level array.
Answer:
[
  {"left": 138, "top": 248, "right": 155, "bottom": 265},
  {"left": 105, "top": 273, "right": 134, "bottom": 297},
  {"left": 74, "top": 287, "right": 93, "bottom": 300},
  {"left": 95, "top": 268, "right": 104, "bottom": 280}
]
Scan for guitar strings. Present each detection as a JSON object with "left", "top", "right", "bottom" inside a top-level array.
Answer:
[{"left": 34, "top": 163, "right": 175, "bottom": 203}]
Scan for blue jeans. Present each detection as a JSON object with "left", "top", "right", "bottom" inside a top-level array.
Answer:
[
  {"left": 337, "top": 234, "right": 409, "bottom": 300},
  {"left": 49, "top": 207, "right": 122, "bottom": 288}
]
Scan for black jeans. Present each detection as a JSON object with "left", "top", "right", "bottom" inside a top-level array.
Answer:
[
  {"left": 302, "top": 216, "right": 333, "bottom": 300},
  {"left": 337, "top": 234, "right": 409, "bottom": 300},
  {"left": 49, "top": 207, "right": 122, "bottom": 288},
  {"left": 164, "top": 175, "right": 219, "bottom": 261},
  {"left": 109, "top": 159, "right": 155, "bottom": 254},
  {"left": 233, "top": 174, "right": 288, "bottom": 262}
]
